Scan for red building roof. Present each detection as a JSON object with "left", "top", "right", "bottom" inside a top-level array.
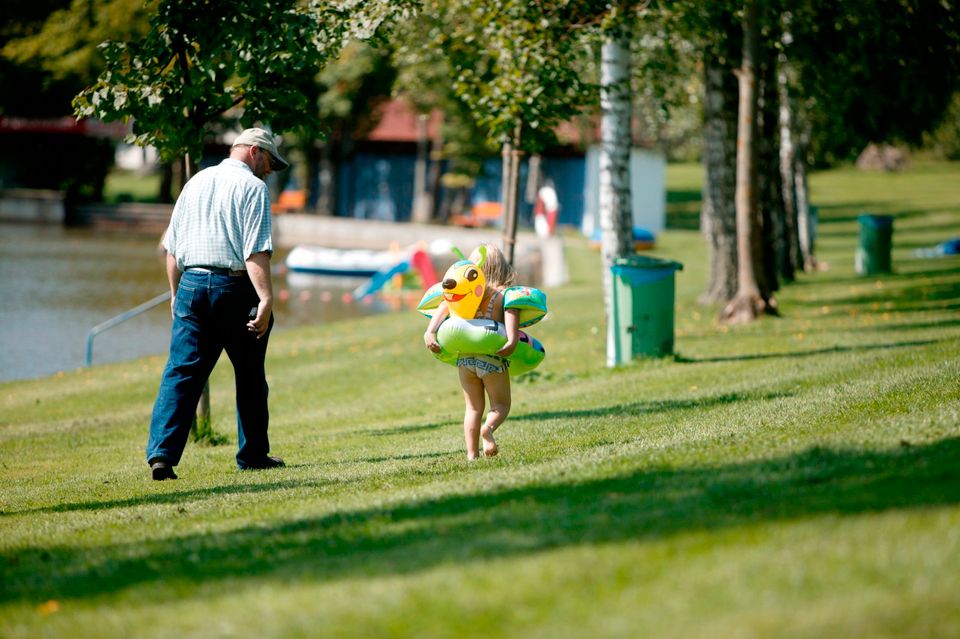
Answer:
[{"left": 363, "top": 100, "right": 443, "bottom": 143}]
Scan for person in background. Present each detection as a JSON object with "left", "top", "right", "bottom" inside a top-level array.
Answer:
[{"left": 146, "top": 127, "right": 288, "bottom": 480}]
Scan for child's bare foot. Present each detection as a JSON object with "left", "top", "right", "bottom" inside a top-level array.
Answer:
[{"left": 481, "top": 426, "right": 498, "bottom": 457}]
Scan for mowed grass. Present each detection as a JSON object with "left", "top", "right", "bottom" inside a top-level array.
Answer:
[{"left": 2, "top": 160, "right": 959, "bottom": 638}]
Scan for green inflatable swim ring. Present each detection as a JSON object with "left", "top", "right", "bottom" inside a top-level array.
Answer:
[{"left": 433, "top": 316, "right": 546, "bottom": 376}]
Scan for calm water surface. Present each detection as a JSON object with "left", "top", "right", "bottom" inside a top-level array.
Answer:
[{"left": 0, "top": 224, "right": 404, "bottom": 382}]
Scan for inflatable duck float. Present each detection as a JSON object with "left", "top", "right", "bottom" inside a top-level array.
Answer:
[{"left": 418, "top": 246, "right": 547, "bottom": 375}]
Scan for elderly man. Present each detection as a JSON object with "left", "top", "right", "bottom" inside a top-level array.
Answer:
[{"left": 147, "top": 128, "right": 288, "bottom": 480}]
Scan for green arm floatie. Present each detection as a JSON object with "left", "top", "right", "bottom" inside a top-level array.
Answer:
[
  {"left": 502, "top": 286, "right": 547, "bottom": 328},
  {"left": 416, "top": 282, "right": 445, "bottom": 318}
]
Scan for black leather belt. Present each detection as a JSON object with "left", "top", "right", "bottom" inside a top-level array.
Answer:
[{"left": 185, "top": 266, "right": 246, "bottom": 277}]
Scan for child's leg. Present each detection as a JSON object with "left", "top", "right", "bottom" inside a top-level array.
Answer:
[
  {"left": 458, "top": 367, "right": 486, "bottom": 460},
  {"left": 480, "top": 371, "right": 511, "bottom": 457}
]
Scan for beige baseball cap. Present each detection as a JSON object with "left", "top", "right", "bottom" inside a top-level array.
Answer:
[{"left": 232, "top": 127, "right": 289, "bottom": 170}]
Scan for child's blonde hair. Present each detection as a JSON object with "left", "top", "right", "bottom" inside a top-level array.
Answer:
[{"left": 470, "top": 243, "right": 516, "bottom": 289}]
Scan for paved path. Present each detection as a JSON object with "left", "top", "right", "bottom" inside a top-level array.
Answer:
[
  {"left": 274, "top": 214, "right": 560, "bottom": 286},
  {"left": 274, "top": 213, "right": 540, "bottom": 251}
]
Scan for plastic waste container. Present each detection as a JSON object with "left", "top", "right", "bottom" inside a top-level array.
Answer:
[
  {"left": 610, "top": 255, "right": 683, "bottom": 364},
  {"left": 855, "top": 214, "right": 894, "bottom": 275}
]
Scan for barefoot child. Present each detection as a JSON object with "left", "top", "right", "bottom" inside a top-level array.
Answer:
[{"left": 424, "top": 244, "right": 519, "bottom": 459}]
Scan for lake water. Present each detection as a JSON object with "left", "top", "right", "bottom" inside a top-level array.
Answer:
[{"left": 0, "top": 224, "right": 408, "bottom": 383}]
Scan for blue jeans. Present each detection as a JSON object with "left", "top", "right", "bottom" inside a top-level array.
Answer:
[{"left": 146, "top": 270, "right": 273, "bottom": 469}]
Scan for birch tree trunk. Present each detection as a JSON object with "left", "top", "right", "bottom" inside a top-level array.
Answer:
[
  {"left": 778, "top": 50, "right": 803, "bottom": 275},
  {"left": 720, "top": 0, "right": 772, "bottom": 324},
  {"left": 599, "top": 32, "right": 634, "bottom": 367},
  {"left": 794, "top": 119, "right": 816, "bottom": 270}
]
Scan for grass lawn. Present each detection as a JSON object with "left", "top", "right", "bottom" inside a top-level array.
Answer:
[
  {"left": 2, "top": 160, "right": 959, "bottom": 638},
  {"left": 102, "top": 169, "right": 163, "bottom": 204}
]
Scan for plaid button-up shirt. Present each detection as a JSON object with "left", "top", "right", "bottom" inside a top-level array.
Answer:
[{"left": 164, "top": 159, "right": 273, "bottom": 271}]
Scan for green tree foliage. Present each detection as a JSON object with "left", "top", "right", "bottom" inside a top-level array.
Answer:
[
  {"left": 422, "top": 0, "right": 597, "bottom": 153},
  {"left": 788, "top": 0, "right": 960, "bottom": 164},
  {"left": 923, "top": 92, "right": 960, "bottom": 160},
  {"left": 315, "top": 42, "right": 395, "bottom": 138},
  {"left": 72, "top": 0, "right": 418, "bottom": 163},
  {"left": 2, "top": 0, "right": 154, "bottom": 85},
  {"left": 0, "top": 0, "right": 121, "bottom": 116},
  {"left": 392, "top": 9, "right": 495, "bottom": 187}
]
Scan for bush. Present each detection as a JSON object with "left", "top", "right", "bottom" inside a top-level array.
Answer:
[{"left": 923, "top": 92, "right": 960, "bottom": 160}]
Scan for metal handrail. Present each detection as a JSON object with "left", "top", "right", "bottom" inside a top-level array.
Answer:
[{"left": 86, "top": 291, "right": 171, "bottom": 366}]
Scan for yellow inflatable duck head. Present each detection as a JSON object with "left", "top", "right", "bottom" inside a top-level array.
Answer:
[{"left": 441, "top": 245, "right": 487, "bottom": 319}]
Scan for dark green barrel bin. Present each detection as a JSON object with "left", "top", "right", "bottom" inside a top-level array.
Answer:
[
  {"left": 610, "top": 255, "right": 683, "bottom": 364},
  {"left": 855, "top": 214, "right": 894, "bottom": 275}
]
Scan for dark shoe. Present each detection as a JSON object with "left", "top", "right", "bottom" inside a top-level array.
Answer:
[
  {"left": 239, "top": 455, "right": 285, "bottom": 470},
  {"left": 150, "top": 460, "right": 178, "bottom": 481}
]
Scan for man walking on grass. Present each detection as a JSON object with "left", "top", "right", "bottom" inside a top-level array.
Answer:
[{"left": 146, "top": 128, "right": 288, "bottom": 480}]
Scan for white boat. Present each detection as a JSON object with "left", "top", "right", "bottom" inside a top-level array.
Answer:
[{"left": 284, "top": 245, "right": 401, "bottom": 277}]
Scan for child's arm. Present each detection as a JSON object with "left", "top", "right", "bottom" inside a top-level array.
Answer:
[
  {"left": 423, "top": 301, "right": 449, "bottom": 353},
  {"left": 496, "top": 308, "right": 520, "bottom": 357}
]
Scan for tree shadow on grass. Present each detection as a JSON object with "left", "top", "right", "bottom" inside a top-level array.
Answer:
[
  {"left": 363, "top": 422, "right": 447, "bottom": 437},
  {"left": 814, "top": 206, "right": 933, "bottom": 228},
  {"left": 509, "top": 390, "right": 793, "bottom": 423},
  {"left": 665, "top": 189, "right": 702, "bottom": 230},
  {"left": 792, "top": 283, "right": 960, "bottom": 315},
  {"left": 1, "top": 479, "right": 344, "bottom": 518},
  {"left": 6, "top": 436, "right": 957, "bottom": 606},
  {"left": 674, "top": 338, "right": 944, "bottom": 365},
  {"left": 789, "top": 262, "right": 960, "bottom": 287}
]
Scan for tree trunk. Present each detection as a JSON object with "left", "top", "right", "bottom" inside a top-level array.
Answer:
[
  {"left": 158, "top": 162, "right": 175, "bottom": 204},
  {"left": 315, "top": 140, "right": 336, "bottom": 217},
  {"left": 700, "top": 44, "right": 739, "bottom": 305},
  {"left": 500, "top": 123, "right": 522, "bottom": 264},
  {"left": 599, "top": 32, "right": 633, "bottom": 367},
  {"left": 411, "top": 113, "right": 431, "bottom": 224},
  {"left": 794, "top": 119, "right": 816, "bottom": 270},
  {"left": 778, "top": 50, "right": 803, "bottom": 276},
  {"left": 757, "top": 35, "right": 786, "bottom": 290},
  {"left": 720, "top": 0, "right": 772, "bottom": 324},
  {"left": 425, "top": 126, "right": 443, "bottom": 222},
  {"left": 302, "top": 140, "right": 320, "bottom": 214},
  {"left": 177, "top": 154, "right": 212, "bottom": 439}
]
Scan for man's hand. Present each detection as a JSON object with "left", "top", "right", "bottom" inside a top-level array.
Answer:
[
  {"left": 247, "top": 299, "right": 273, "bottom": 339},
  {"left": 245, "top": 251, "right": 274, "bottom": 340}
]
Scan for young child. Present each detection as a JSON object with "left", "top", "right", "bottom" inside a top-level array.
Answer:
[{"left": 424, "top": 244, "right": 520, "bottom": 459}]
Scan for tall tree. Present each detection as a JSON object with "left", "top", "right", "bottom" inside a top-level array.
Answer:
[
  {"left": 392, "top": 16, "right": 498, "bottom": 223},
  {"left": 420, "top": 0, "right": 596, "bottom": 262},
  {"left": 719, "top": 0, "right": 774, "bottom": 323},
  {"left": 308, "top": 41, "right": 397, "bottom": 216},
  {"left": 695, "top": 3, "right": 741, "bottom": 305},
  {"left": 598, "top": 23, "right": 635, "bottom": 366}
]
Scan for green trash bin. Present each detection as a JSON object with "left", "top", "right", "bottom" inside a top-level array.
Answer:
[
  {"left": 856, "top": 214, "right": 894, "bottom": 275},
  {"left": 610, "top": 255, "right": 683, "bottom": 364}
]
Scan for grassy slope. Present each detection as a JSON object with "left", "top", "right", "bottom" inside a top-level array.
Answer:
[{"left": 1, "top": 161, "right": 959, "bottom": 638}]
